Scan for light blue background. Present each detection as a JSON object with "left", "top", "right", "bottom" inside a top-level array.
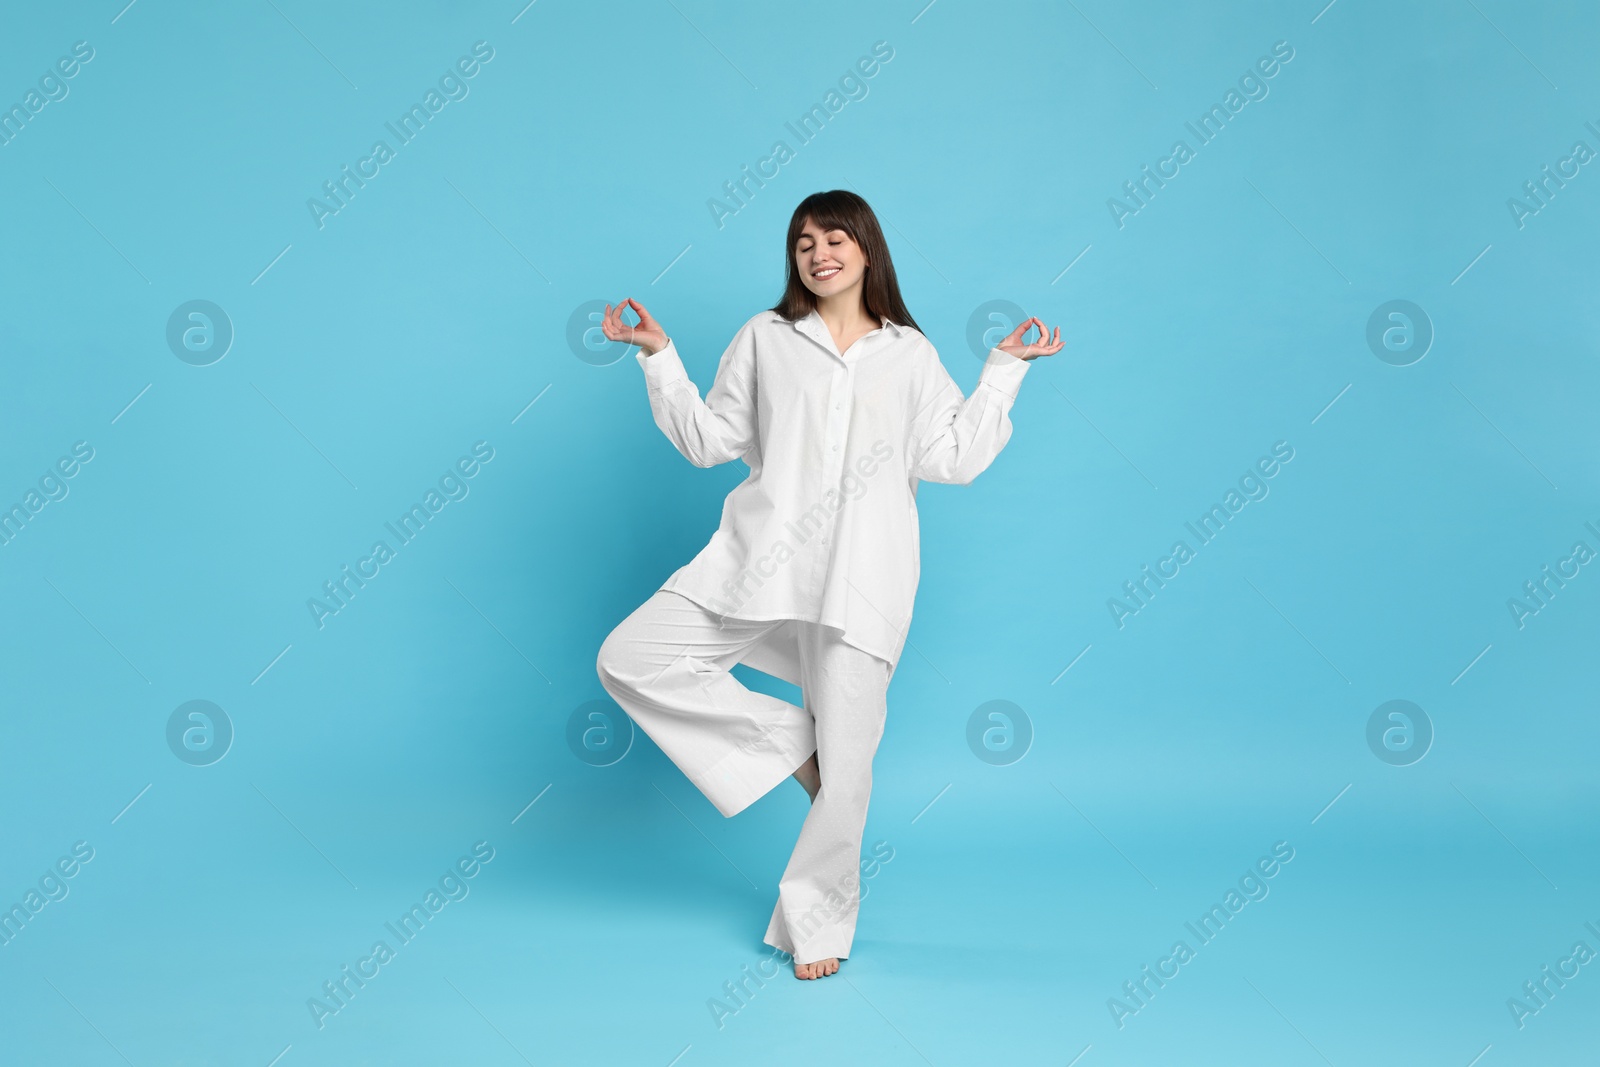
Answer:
[{"left": 2, "top": 0, "right": 1596, "bottom": 1063}]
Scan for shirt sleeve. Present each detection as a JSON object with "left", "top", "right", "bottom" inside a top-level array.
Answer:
[
  {"left": 636, "top": 323, "right": 758, "bottom": 468},
  {"left": 907, "top": 341, "right": 1031, "bottom": 485}
]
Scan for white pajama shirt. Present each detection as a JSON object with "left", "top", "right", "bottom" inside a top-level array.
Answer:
[{"left": 636, "top": 308, "right": 1032, "bottom": 684}]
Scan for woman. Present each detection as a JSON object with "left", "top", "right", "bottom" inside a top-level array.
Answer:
[{"left": 596, "top": 189, "right": 1062, "bottom": 980}]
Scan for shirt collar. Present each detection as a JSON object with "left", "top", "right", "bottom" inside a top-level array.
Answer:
[{"left": 792, "top": 308, "right": 907, "bottom": 349}]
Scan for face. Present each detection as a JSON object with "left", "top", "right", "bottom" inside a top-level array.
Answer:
[{"left": 795, "top": 218, "right": 869, "bottom": 299}]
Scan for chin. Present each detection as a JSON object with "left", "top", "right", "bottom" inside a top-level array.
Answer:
[{"left": 805, "top": 275, "right": 851, "bottom": 294}]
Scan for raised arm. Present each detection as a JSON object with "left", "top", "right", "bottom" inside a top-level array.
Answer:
[
  {"left": 638, "top": 334, "right": 757, "bottom": 468},
  {"left": 604, "top": 299, "right": 757, "bottom": 469},
  {"left": 907, "top": 344, "right": 1030, "bottom": 485}
]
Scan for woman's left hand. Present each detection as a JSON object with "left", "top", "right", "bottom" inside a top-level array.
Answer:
[{"left": 996, "top": 317, "right": 1064, "bottom": 361}]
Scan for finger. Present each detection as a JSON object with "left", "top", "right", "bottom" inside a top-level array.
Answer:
[{"left": 1029, "top": 317, "right": 1049, "bottom": 351}]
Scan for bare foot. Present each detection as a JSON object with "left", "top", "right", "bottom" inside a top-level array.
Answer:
[
  {"left": 794, "top": 957, "right": 839, "bottom": 979},
  {"left": 791, "top": 752, "right": 820, "bottom": 802}
]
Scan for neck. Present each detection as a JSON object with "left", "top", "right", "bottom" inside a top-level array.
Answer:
[{"left": 814, "top": 286, "right": 875, "bottom": 334}]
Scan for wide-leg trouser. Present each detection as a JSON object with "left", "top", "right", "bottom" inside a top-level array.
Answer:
[{"left": 595, "top": 589, "right": 891, "bottom": 965}]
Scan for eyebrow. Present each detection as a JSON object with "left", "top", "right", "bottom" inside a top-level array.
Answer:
[{"left": 797, "top": 230, "right": 845, "bottom": 241}]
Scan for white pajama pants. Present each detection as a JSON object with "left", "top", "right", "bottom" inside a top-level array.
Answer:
[{"left": 596, "top": 589, "right": 891, "bottom": 965}]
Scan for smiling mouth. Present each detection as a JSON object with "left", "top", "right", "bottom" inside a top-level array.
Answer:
[{"left": 812, "top": 267, "right": 841, "bottom": 279}]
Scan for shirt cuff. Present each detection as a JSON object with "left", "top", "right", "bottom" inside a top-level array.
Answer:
[
  {"left": 637, "top": 338, "right": 688, "bottom": 396},
  {"left": 978, "top": 346, "right": 1032, "bottom": 401}
]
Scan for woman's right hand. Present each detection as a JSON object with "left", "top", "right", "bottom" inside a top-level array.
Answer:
[{"left": 603, "top": 298, "right": 669, "bottom": 356}]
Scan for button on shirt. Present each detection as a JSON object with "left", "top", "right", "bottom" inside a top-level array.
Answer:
[{"left": 636, "top": 308, "right": 1031, "bottom": 686}]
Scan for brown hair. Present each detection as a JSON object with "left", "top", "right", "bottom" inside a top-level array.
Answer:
[{"left": 770, "top": 190, "right": 922, "bottom": 334}]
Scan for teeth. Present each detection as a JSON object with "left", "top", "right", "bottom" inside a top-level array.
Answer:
[{"left": 814, "top": 268, "right": 839, "bottom": 278}]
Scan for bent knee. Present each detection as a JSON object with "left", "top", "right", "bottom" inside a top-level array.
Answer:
[
  {"left": 595, "top": 630, "right": 623, "bottom": 689},
  {"left": 596, "top": 624, "right": 641, "bottom": 695}
]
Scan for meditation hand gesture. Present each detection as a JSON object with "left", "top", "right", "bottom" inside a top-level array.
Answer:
[
  {"left": 996, "top": 317, "right": 1065, "bottom": 361},
  {"left": 603, "top": 298, "right": 669, "bottom": 357}
]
